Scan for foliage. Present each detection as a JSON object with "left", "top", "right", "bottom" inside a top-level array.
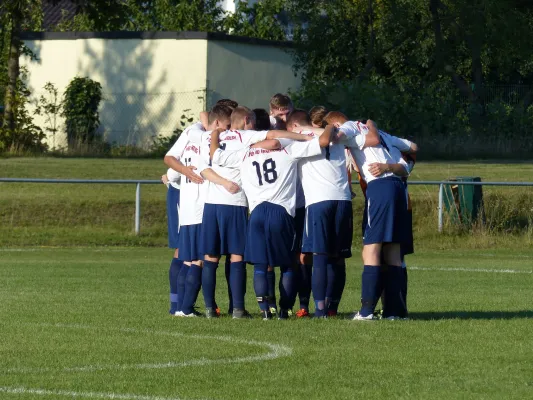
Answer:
[
  {"left": 34, "top": 82, "right": 61, "bottom": 150},
  {"left": 224, "top": 0, "right": 287, "bottom": 41},
  {"left": 61, "top": 76, "right": 103, "bottom": 147},
  {"left": 0, "top": 67, "right": 47, "bottom": 154},
  {"left": 149, "top": 113, "right": 194, "bottom": 157}
]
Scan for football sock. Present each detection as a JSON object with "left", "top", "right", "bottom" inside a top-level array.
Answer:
[
  {"left": 201, "top": 260, "right": 218, "bottom": 309},
  {"left": 279, "top": 265, "right": 295, "bottom": 310},
  {"left": 230, "top": 261, "right": 246, "bottom": 310},
  {"left": 225, "top": 257, "right": 233, "bottom": 312},
  {"left": 254, "top": 264, "right": 269, "bottom": 312},
  {"left": 384, "top": 265, "right": 406, "bottom": 318},
  {"left": 402, "top": 259, "right": 408, "bottom": 316},
  {"left": 325, "top": 262, "right": 335, "bottom": 308},
  {"left": 267, "top": 269, "right": 277, "bottom": 309},
  {"left": 312, "top": 254, "right": 328, "bottom": 316},
  {"left": 176, "top": 264, "right": 189, "bottom": 312},
  {"left": 169, "top": 258, "right": 182, "bottom": 313},
  {"left": 181, "top": 265, "right": 202, "bottom": 315},
  {"left": 360, "top": 265, "right": 381, "bottom": 317},
  {"left": 329, "top": 261, "right": 346, "bottom": 313},
  {"left": 298, "top": 264, "right": 312, "bottom": 310}
]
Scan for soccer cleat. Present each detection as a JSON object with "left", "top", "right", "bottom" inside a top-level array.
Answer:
[
  {"left": 349, "top": 312, "right": 374, "bottom": 321},
  {"left": 278, "top": 309, "right": 291, "bottom": 320},
  {"left": 174, "top": 311, "right": 197, "bottom": 318},
  {"left": 232, "top": 309, "right": 253, "bottom": 319},
  {"left": 327, "top": 310, "right": 338, "bottom": 317},
  {"left": 385, "top": 316, "right": 400, "bottom": 320},
  {"left": 269, "top": 307, "right": 278, "bottom": 318},
  {"left": 215, "top": 307, "right": 222, "bottom": 317},
  {"left": 261, "top": 310, "right": 273, "bottom": 320},
  {"left": 205, "top": 308, "right": 220, "bottom": 319},
  {"left": 373, "top": 309, "right": 384, "bottom": 320},
  {"left": 295, "top": 308, "right": 310, "bottom": 318}
]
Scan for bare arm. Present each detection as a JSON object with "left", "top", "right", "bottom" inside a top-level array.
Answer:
[
  {"left": 209, "top": 128, "right": 225, "bottom": 159},
  {"left": 319, "top": 125, "right": 337, "bottom": 148},
  {"left": 163, "top": 155, "right": 204, "bottom": 184},
  {"left": 266, "top": 130, "right": 313, "bottom": 141},
  {"left": 363, "top": 120, "right": 380, "bottom": 148},
  {"left": 200, "top": 111, "right": 209, "bottom": 130},
  {"left": 368, "top": 162, "right": 409, "bottom": 178},
  {"left": 201, "top": 168, "right": 240, "bottom": 194},
  {"left": 251, "top": 139, "right": 281, "bottom": 150}
]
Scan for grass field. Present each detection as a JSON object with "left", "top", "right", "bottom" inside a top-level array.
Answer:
[
  {"left": 1, "top": 158, "right": 532, "bottom": 248},
  {"left": 1, "top": 247, "right": 532, "bottom": 400}
]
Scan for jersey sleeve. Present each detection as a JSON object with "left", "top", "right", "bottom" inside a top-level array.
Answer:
[
  {"left": 242, "top": 130, "right": 268, "bottom": 146},
  {"left": 212, "top": 147, "right": 247, "bottom": 168},
  {"left": 186, "top": 123, "right": 206, "bottom": 145},
  {"left": 339, "top": 121, "right": 366, "bottom": 150},
  {"left": 166, "top": 131, "right": 189, "bottom": 158},
  {"left": 166, "top": 168, "right": 181, "bottom": 182},
  {"left": 279, "top": 138, "right": 322, "bottom": 160},
  {"left": 195, "top": 156, "right": 210, "bottom": 175},
  {"left": 380, "top": 131, "right": 412, "bottom": 152}
]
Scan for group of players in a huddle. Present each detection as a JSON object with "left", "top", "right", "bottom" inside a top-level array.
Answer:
[{"left": 162, "top": 94, "right": 418, "bottom": 320}]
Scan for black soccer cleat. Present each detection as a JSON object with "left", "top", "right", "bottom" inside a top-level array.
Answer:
[
  {"left": 232, "top": 308, "right": 253, "bottom": 319},
  {"left": 261, "top": 310, "right": 273, "bottom": 320},
  {"left": 205, "top": 308, "right": 220, "bottom": 319},
  {"left": 278, "top": 309, "right": 291, "bottom": 320}
]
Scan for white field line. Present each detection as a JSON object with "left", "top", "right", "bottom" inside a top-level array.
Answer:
[
  {"left": 410, "top": 266, "right": 532, "bottom": 274},
  {"left": 4, "top": 323, "right": 292, "bottom": 374},
  {"left": 0, "top": 386, "right": 208, "bottom": 400}
]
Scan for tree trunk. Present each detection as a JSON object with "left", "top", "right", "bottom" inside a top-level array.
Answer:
[{"left": 2, "top": 19, "right": 21, "bottom": 130}]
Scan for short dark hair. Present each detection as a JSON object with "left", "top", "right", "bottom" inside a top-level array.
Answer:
[
  {"left": 216, "top": 99, "right": 238, "bottom": 110},
  {"left": 208, "top": 104, "right": 233, "bottom": 125},
  {"left": 286, "top": 109, "right": 311, "bottom": 128},
  {"left": 253, "top": 108, "right": 270, "bottom": 130}
]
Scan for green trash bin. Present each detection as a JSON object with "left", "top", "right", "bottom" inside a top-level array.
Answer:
[{"left": 443, "top": 177, "right": 484, "bottom": 226}]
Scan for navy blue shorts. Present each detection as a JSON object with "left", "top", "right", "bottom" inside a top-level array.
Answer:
[
  {"left": 244, "top": 202, "right": 296, "bottom": 266},
  {"left": 294, "top": 207, "right": 306, "bottom": 253},
  {"left": 363, "top": 177, "right": 408, "bottom": 245},
  {"left": 178, "top": 224, "right": 203, "bottom": 262},
  {"left": 201, "top": 203, "right": 248, "bottom": 256},
  {"left": 166, "top": 186, "right": 180, "bottom": 249},
  {"left": 302, "top": 200, "right": 353, "bottom": 258}
]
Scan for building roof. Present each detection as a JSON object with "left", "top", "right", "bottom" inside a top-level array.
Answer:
[
  {"left": 19, "top": 31, "right": 294, "bottom": 48},
  {"left": 42, "top": 0, "right": 77, "bottom": 30}
]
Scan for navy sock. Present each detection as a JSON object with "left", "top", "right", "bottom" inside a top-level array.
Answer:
[
  {"left": 254, "top": 264, "right": 269, "bottom": 312},
  {"left": 360, "top": 265, "right": 381, "bottom": 317},
  {"left": 202, "top": 260, "right": 218, "bottom": 309},
  {"left": 279, "top": 265, "right": 295, "bottom": 310},
  {"left": 176, "top": 264, "right": 189, "bottom": 312},
  {"left": 230, "top": 261, "right": 246, "bottom": 310},
  {"left": 383, "top": 265, "right": 406, "bottom": 318},
  {"left": 267, "top": 269, "right": 277, "bottom": 309},
  {"left": 402, "top": 266, "right": 408, "bottom": 315},
  {"left": 325, "top": 262, "right": 335, "bottom": 308},
  {"left": 312, "top": 254, "right": 328, "bottom": 316},
  {"left": 225, "top": 257, "right": 233, "bottom": 312},
  {"left": 298, "top": 264, "right": 312, "bottom": 310},
  {"left": 169, "top": 258, "right": 182, "bottom": 313},
  {"left": 329, "top": 262, "right": 346, "bottom": 313},
  {"left": 181, "top": 265, "right": 202, "bottom": 315}
]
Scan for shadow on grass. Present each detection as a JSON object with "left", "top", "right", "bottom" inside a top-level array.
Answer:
[{"left": 408, "top": 310, "right": 533, "bottom": 320}]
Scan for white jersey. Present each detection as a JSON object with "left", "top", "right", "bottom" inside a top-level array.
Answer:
[
  {"left": 340, "top": 121, "right": 411, "bottom": 183},
  {"left": 212, "top": 138, "right": 322, "bottom": 217},
  {"left": 195, "top": 129, "right": 268, "bottom": 207},
  {"left": 165, "top": 122, "right": 209, "bottom": 226},
  {"left": 297, "top": 130, "right": 352, "bottom": 207},
  {"left": 166, "top": 168, "right": 181, "bottom": 189}
]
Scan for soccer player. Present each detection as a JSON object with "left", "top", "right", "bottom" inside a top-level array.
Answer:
[
  {"left": 210, "top": 126, "right": 336, "bottom": 319},
  {"left": 328, "top": 113, "right": 414, "bottom": 320},
  {"left": 286, "top": 110, "right": 370, "bottom": 317},
  {"left": 253, "top": 108, "right": 271, "bottom": 131},
  {"left": 309, "top": 106, "right": 327, "bottom": 128},
  {"left": 191, "top": 106, "right": 312, "bottom": 319},
  {"left": 164, "top": 105, "right": 236, "bottom": 317},
  {"left": 162, "top": 168, "right": 182, "bottom": 315},
  {"left": 269, "top": 93, "right": 294, "bottom": 129}
]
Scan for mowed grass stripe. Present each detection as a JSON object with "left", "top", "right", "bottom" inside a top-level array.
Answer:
[{"left": 1, "top": 247, "right": 532, "bottom": 399}]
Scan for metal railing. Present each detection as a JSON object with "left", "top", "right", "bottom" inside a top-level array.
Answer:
[{"left": 0, "top": 178, "right": 532, "bottom": 234}]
